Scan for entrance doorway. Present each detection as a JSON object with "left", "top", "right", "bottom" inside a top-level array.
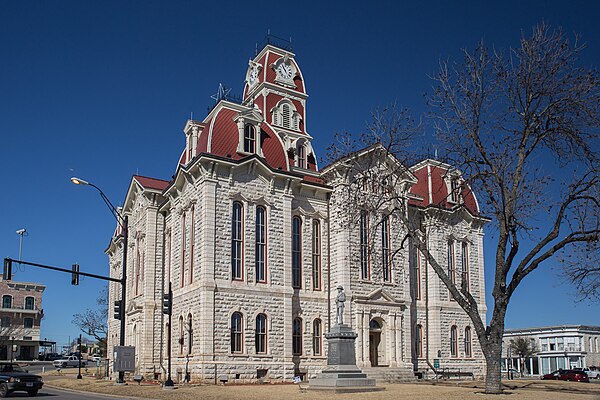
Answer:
[{"left": 369, "top": 319, "right": 383, "bottom": 367}]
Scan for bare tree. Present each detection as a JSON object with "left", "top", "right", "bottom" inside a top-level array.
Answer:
[
  {"left": 428, "top": 23, "right": 600, "bottom": 393},
  {"left": 562, "top": 241, "right": 600, "bottom": 300},
  {"left": 325, "top": 24, "right": 599, "bottom": 394},
  {"left": 72, "top": 285, "right": 108, "bottom": 353}
]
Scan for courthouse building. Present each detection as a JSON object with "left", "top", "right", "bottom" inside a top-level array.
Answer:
[{"left": 106, "top": 41, "right": 488, "bottom": 383}]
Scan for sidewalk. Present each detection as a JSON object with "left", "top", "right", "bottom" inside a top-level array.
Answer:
[{"left": 42, "top": 370, "right": 600, "bottom": 400}]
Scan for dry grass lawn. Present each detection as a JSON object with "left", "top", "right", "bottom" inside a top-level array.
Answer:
[{"left": 43, "top": 370, "right": 600, "bottom": 400}]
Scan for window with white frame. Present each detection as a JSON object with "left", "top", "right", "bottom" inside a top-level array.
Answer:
[
  {"left": 24, "top": 297, "right": 35, "bottom": 310},
  {"left": 382, "top": 215, "right": 391, "bottom": 282},
  {"left": 244, "top": 124, "right": 256, "bottom": 154},
  {"left": 272, "top": 100, "right": 300, "bottom": 131},
  {"left": 255, "top": 206, "right": 267, "bottom": 283},
  {"left": 232, "top": 202, "right": 244, "bottom": 280},
  {"left": 312, "top": 220, "right": 321, "bottom": 290},
  {"left": 360, "top": 210, "right": 369, "bottom": 280}
]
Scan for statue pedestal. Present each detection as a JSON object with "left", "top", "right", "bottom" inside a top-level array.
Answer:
[{"left": 308, "top": 324, "right": 382, "bottom": 393}]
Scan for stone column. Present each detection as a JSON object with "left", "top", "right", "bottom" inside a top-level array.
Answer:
[{"left": 199, "top": 180, "right": 217, "bottom": 381}]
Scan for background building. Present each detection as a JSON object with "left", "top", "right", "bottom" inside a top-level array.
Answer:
[
  {"left": 503, "top": 325, "right": 600, "bottom": 375},
  {"left": 0, "top": 278, "right": 45, "bottom": 360},
  {"left": 106, "top": 40, "right": 487, "bottom": 383}
]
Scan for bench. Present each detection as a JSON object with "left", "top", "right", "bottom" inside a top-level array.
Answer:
[{"left": 436, "top": 370, "right": 474, "bottom": 380}]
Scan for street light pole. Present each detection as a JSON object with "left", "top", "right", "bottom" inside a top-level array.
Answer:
[{"left": 71, "top": 177, "right": 128, "bottom": 384}]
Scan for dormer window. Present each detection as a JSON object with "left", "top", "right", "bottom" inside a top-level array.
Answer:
[
  {"left": 272, "top": 100, "right": 301, "bottom": 131},
  {"left": 297, "top": 142, "right": 306, "bottom": 169},
  {"left": 235, "top": 108, "right": 263, "bottom": 157},
  {"left": 244, "top": 124, "right": 256, "bottom": 154},
  {"left": 450, "top": 179, "right": 459, "bottom": 203}
]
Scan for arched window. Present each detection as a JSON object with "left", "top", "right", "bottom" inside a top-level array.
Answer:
[
  {"left": 448, "top": 240, "right": 455, "bottom": 294},
  {"left": 232, "top": 202, "right": 244, "bottom": 280},
  {"left": 416, "top": 324, "right": 423, "bottom": 358},
  {"left": 231, "top": 312, "right": 243, "bottom": 353},
  {"left": 189, "top": 206, "right": 195, "bottom": 284},
  {"left": 272, "top": 100, "right": 300, "bottom": 131},
  {"left": 297, "top": 143, "right": 306, "bottom": 168},
  {"left": 464, "top": 326, "right": 472, "bottom": 358},
  {"left": 135, "top": 238, "right": 141, "bottom": 295},
  {"left": 312, "top": 319, "right": 322, "bottom": 356},
  {"left": 292, "top": 317, "right": 302, "bottom": 355},
  {"left": 382, "top": 215, "right": 390, "bottom": 282},
  {"left": 282, "top": 103, "right": 291, "bottom": 129},
  {"left": 410, "top": 238, "right": 421, "bottom": 300},
  {"left": 244, "top": 124, "right": 256, "bottom": 153},
  {"left": 2, "top": 295, "right": 11, "bottom": 309},
  {"left": 24, "top": 297, "right": 35, "bottom": 310},
  {"left": 23, "top": 317, "right": 33, "bottom": 329},
  {"left": 292, "top": 216, "right": 302, "bottom": 288},
  {"left": 450, "top": 325, "right": 458, "bottom": 357},
  {"left": 360, "top": 210, "right": 369, "bottom": 280},
  {"left": 255, "top": 314, "right": 267, "bottom": 354},
  {"left": 312, "top": 220, "right": 321, "bottom": 290},
  {"left": 461, "top": 242, "right": 469, "bottom": 292},
  {"left": 255, "top": 206, "right": 266, "bottom": 283}
]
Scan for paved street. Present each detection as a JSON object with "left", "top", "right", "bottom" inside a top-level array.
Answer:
[{"left": 7, "top": 386, "right": 129, "bottom": 399}]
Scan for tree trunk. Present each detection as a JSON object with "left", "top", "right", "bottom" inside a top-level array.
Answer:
[{"left": 484, "top": 340, "right": 503, "bottom": 394}]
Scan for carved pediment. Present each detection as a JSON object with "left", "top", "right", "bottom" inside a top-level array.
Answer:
[{"left": 354, "top": 288, "right": 405, "bottom": 308}]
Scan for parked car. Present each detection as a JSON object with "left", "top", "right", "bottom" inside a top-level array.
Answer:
[
  {"left": 53, "top": 355, "right": 87, "bottom": 369},
  {"left": 90, "top": 354, "right": 102, "bottom": 362},
  {"left": 42, "top": 353, "right": 61, "bottom": 361},
  {"left": 574, "top": 368, "right": 600, "bottom": 379},
  {"left": 541, "top": 369, "right": 589, "bottom": 382},
  {"left": 0, "top": 362, "right": 44, "bottom": 397}
]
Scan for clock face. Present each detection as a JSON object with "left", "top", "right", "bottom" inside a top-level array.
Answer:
[
  {"left": 248, "top": 65, "right": 259, "bottom": 86},
  {"left": 277, "top": 63, "right": 294, "bottom": 80}
]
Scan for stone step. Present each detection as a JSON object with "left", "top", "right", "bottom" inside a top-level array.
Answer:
[{"left": 361, "top": 366, "right": 416, "bottom": 383}]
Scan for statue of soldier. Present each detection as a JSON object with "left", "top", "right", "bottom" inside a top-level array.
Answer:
[{"left": 335, "top": 285, "right": 346, "bottom": 325}]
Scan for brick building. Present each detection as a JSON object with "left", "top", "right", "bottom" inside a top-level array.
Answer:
[
  {"left": 0, "top": 279, "right": 45, "bottom": 360},
  {"left": 106, "top": 41, "right": 488, "bottom": 382}
]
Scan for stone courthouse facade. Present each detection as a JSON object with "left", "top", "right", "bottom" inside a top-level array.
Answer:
[{"left": 106, "top": 42, "right": 488, "bottom": 383}]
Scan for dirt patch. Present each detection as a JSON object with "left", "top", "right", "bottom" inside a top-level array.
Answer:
[{"left": 43, "top": 371, "right": 600, "bottom": 400}]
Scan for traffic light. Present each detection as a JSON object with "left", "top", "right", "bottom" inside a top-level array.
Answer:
[
  {"left": 71, "top": 264, "right": 80, "bottom": 285},
  {"left": 113, "top": 300, "right": 122, "bottom": 320},
  {"left": 3, "top": 259, "right": 12, "bottom": 280},
  {"left": 162, "top": 291, "right": 172, "bottom": 315}
]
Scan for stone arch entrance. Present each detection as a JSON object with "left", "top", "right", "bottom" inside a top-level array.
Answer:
[{"left": 369, "top": 318, "right": 385, "bottom": 367}]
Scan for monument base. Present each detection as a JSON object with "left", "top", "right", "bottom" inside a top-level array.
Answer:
[{"left": 307, "top": 324, "right": 382, "bottom": 393}]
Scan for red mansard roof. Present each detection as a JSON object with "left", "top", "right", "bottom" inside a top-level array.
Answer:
[{"left": 408, "top": 160, "right": 480, "bottom": 215}]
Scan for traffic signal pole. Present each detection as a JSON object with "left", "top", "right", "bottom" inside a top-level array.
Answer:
[
  {"left": 117, "top": 215, "right": 128, "bottom": 385},
  {"left": 163, "top": 282, "right": 174, "bottom": 388}
]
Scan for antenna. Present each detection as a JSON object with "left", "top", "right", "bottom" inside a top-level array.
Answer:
[{"left": 190, "top": 112, "right": 193, "bottom": 121}]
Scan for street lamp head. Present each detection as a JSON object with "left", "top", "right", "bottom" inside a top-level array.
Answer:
[
  {"left": 70, "top": 177, "right": 89, "bottom": 186},
  {"left": 15, "top": 229, "right": 26, "bottom": 235}
]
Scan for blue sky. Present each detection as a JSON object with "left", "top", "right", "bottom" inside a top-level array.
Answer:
[{"left": 1, "top": 0, "right": 599, "bottom": 347}]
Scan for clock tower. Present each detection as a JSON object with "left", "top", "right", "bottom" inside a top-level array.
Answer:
[{"left": 243, "top": 44, "right": 317, "bottom": 172}]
